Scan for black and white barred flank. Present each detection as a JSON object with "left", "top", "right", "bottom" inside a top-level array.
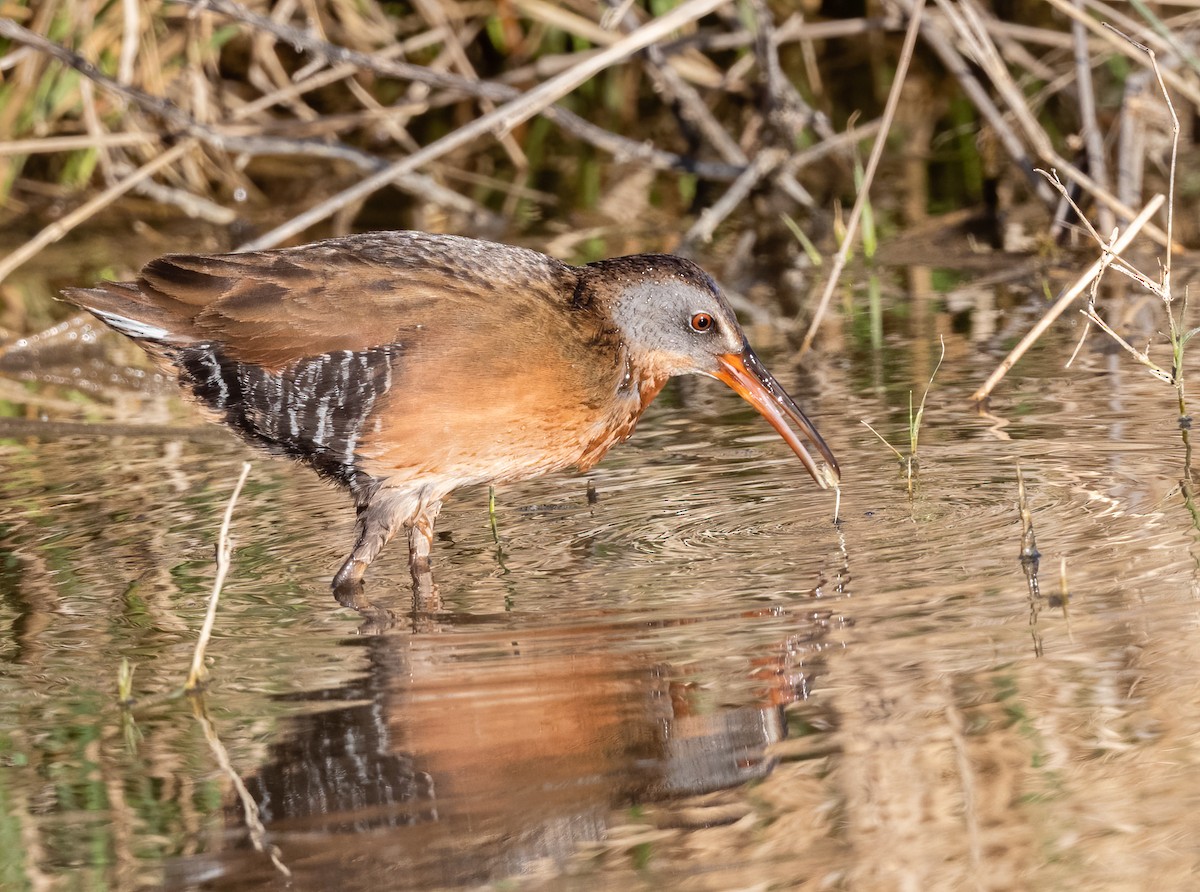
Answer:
[{"left": 173, "top": 343, "right": 402, "bottom": 494}]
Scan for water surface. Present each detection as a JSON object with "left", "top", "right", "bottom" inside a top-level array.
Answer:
[{"left": 4, "top": 260, "right": 1200, "bottom": 890}]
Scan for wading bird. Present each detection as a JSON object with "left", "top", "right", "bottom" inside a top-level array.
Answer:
[{"left": 65, "top": 232, "right": 838, "bottom": 612}]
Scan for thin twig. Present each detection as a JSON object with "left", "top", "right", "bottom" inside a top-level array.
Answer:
[
  {"left": 683, "top": 147, "right": 786, "bottom": 247},
  {"left": 1080, "top": 306, "right": 1172, "bottom": 382},
  {"left": 1120, "top": 0, "right": 1200, "bottom": 76},
  {"left": 1090, "top": 27, "right": 1187, "bottom": 423},
  {"left": 111, "top": 159, "right": 238, "bottom": 224},
  {"left": 1045, "top": 0, "right": 1200, "bottom": 108},
  {"left": 798, "top": 0, "right": 925, "bottom": 355},
  {"left": 1139, "top": 34, "right": 1178, "bottom": 299},
  {"left": 185, "top": 462, "right": 252, "bottom": 691},
  {"left": 970, "top": 194, "right": 1165, "bottom": 404},
  {"left": 1065, "top": 236, "right": 1109, "bottom": 368},
  {"left": 0, "top": 132, "right": 159, "bottom": 155},
  {"left": 1040, "top": 170, "right": 1163, "bottom": 298}
]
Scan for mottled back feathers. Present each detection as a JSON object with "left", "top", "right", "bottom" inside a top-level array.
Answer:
[{"left": 63, "top": 231, "right": 645, "bottom": 492}]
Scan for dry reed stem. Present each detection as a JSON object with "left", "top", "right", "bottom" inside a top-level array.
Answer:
[
  {"left": 0, "top": 140, "right": 195, "bottom": 286},
  {"left": 189, "top": 0, "right": 743, "bottom": 180},
  {"left": 0, "top": 132, "right": 160, "bottom": 156},
  {"left": 0, "top": 15, "right": 504, "bottom": 232},
  {"left": 118, "top": 0, "right": 139, "bottom": 86},
  {"left": 412, "top": 0, "right": 527, "bottom": 169},
  {"left": 112, "top": 158, "right": 238, "bottom": 224},
  {"left": 946, "top": 0, "right": 1055, "bottom": 161},
  {"left": 684, "top": 147, "right": 785, "bottom": 247},
  {"left": 237, "top": 0, "right": 730, "bottom": 251},
  {"left": 3, "top": 0, "right": 801, "bottom": 279},
  {"left": 4, "top": 0, "right": 1190, "bottom": 320},
  {"left": 519, "top": 0, "right": 723, "bottom": 87},
  {"left": 911, "top": 1, "right": 1052, "bottom": 203},
  {"left": 606, "top": 0, "right": 748, "bottom": 167},
  {"left": 185, "top": 461, "right": 252, "bottom": 691},
  {"left": 929, "top": 0, "right": 1171, "bottom": 246},
  {"left": 987, "top": 18, "right": 1103, "bottom": 51},
  {"left": 1072, "top": 0, "right": 1114, "bottom": 237},
  {"left": 1047, "top": 0, "right": 1200, "bottom": 107},
  {"left": 798, "top": 0, "right": 925, "bottom": 356},
  {"left": 0, "top": 18, "right": 387, "bottom": 171},
  {"left": 969, "top": 194, "right": 1165, "bottom": 404}
]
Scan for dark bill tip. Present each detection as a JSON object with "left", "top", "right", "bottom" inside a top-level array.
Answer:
[{"left": 713, "top": 348, "right": 839, "bottom": 488}]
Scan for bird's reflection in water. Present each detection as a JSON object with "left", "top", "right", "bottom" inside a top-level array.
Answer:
[{"left": 169, "top": 610, "right": 832, "bottom": 890}]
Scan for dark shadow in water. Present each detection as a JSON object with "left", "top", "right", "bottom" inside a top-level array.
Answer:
[{"left": 166, "top": 610, "right": 833, "bottom": 890}]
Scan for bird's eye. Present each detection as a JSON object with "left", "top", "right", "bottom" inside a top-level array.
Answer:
[{"left": 690, "top": 312, "right": 715, "bottom": 333}]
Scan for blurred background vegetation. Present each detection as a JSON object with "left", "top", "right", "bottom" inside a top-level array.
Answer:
[{"left": 0, "top": 0, "right": 1193, "bottom": 337}]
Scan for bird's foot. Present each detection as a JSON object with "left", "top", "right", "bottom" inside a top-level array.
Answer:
[{"left": 332, "top": 576, "right": 396, "bottom": 629}]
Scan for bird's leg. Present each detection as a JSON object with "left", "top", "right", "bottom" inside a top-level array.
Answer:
[
  {"left": 407, "top": 503, "right": 442, "bottom": 610},
  {"left": 331, "top": 495, "right": 406, "bottom": 613}
]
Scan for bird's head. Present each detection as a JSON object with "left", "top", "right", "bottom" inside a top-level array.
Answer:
[{"left": 582, "top": 254, "right": 839, "bottom": 488}]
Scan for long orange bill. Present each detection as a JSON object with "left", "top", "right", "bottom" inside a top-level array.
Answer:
[{"left": 713, "top": 346, "right": 840, "bottom": 488}]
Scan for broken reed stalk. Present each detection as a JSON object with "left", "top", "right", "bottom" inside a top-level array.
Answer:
[
  {"left": 185, "top": 461, "right": 252, "bottom": 692},
  {"left": 798, "top": 0, "right": 924, "bottom": 355},
  {"left": 969, "top": 194, "right": 1164, "bottom": 405},
  {"left": 1048, "top": 31, "right": 1189, "bottom": 426}
]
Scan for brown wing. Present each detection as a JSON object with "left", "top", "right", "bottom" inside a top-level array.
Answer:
[
  {"left": 66, "top": 231, "right": 584, "bottom": 370},
  {"left": 64, "top": 232, "right": 634, "bottom": 490}
]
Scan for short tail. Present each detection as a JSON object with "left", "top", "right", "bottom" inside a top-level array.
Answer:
[{"left": 61, "top": 282, "right": 194, "bottom": 347}]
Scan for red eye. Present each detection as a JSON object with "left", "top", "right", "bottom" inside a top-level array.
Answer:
[{"left": 690, "top": 312, "right": 714, "bottom": 332}]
